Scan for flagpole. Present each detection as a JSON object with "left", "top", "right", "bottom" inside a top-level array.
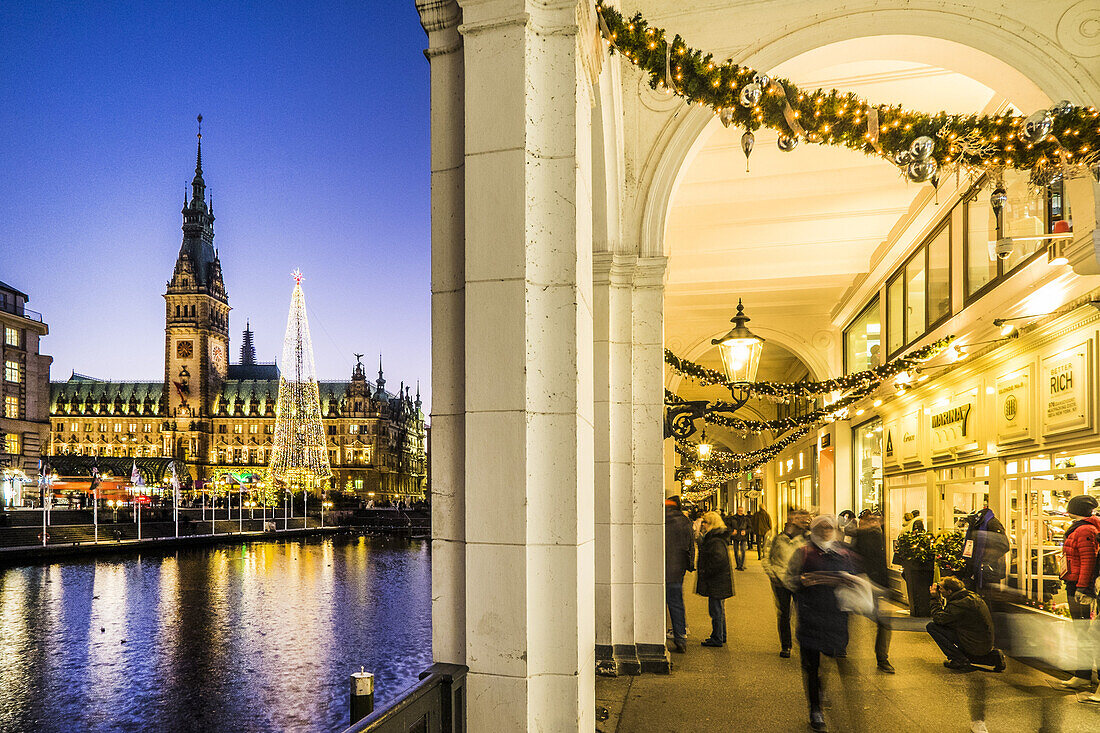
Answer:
[
  {"left": 93, "top": 475, "right": 98, "bottom": 544},
  {"left": 173, "top": 466, "right": 179, "bottom": 538}
]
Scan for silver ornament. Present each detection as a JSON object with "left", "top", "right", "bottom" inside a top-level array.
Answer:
[
  {"left": 989, "top": 186, "right": 1007, "bottom": 212},
  {"left": 908, "top": 136, "right": 935, "bottom": 160},
  {"left": 718, "top": 107, "right": 736, "bottom": 128},
  {"left": 777, "top": 134, "right": 799, "bottom": 152},
  {"left": 741, "top": 130, "right": 755, "bottom": 171},
  {"left": 1050, "top": 100, "right": 1073, "bottom": 116},
  {"left": 1022, "top": 110, "right": 1053, "bottom": 142},
  {"left": 752, "top": 72, "right": 770, "bottom": 91},
  {"left": 739, "top": 82, "right": 762, "bottom": 108},
  {"left": 907, "top": 158, "right": 938, "bottom": 183},
  {"left": 892, "top": 149, "right": 912, "bottom": 167}
]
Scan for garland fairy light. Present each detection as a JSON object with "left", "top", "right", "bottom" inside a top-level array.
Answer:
[
  {"left": 596, "top": 3, "right": 1099, "bottom": 186},
  {"left": 665, "top": 336, "right": 953, "bottom": 398}
]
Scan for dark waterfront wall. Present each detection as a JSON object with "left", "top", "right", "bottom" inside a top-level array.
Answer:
[{"left": 0, "top": 535, "right": 431, "bottom": 733}]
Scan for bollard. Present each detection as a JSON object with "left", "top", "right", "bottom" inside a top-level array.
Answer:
[{"left": 350, "top": 667, "right": 374, "bottom": 724}]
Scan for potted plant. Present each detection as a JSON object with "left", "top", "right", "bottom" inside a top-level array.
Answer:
[
  {"left": 933, "top": 529, "right": 966, "bottom": 577},
  {"left": 893, "top": 529, "right": 934, "bottom": 617}
]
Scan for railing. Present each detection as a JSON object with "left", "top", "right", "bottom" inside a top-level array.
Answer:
[
  {"left": 0, "top": 302, "right": 43, "bottom": 322},
  {"left": 341, "top": 663, "right": 467, "bottom": 733}
]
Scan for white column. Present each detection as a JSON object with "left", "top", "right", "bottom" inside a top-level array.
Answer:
[
  {"left": 458, "top": 0, "right": 595, "bottom": 728},
  {"left": 417, "top": 0, "right": 467, "bottom": 668},
  {"left": 631, "top": 256, "right": 669, "bottom": 672}
]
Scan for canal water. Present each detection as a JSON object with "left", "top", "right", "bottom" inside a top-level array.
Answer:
[{"left": 0, "top": 535, "right": 432, "bottom": 733}]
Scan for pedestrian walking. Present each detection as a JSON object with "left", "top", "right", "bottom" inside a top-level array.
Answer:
[
  {"left": 665, "top": 495, "right": 695, "bottom": 654},
  {"left": 1057, "top": 494, "right": 1099, "bottom": 696},
  {"left": 786, "top": 514, "right": 861, "bottom": 732},
  {"left": 728, "top": 505, "right": 751, "bottom": 570},
  {"left": 763, "top": 507, "right": 809, "bottom": 658},
  {"left": 695, "top": 511, "right": 734, "bottom": 647},
  {"left": 848, "top": 510, "right": 894, "bottom": 673},
  {"left": 753, "top": 506, "right": 772, "bottom": 560}
]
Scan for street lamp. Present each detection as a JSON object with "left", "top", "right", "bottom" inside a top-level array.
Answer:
[
  {"left": 665, "top": 299, "right": 765, "bottom": 440},
  {"left": 711, "top": 299, "right": 765, "bottom": 384}
]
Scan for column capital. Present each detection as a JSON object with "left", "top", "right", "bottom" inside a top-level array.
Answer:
[
  {"left": 417, "top": 0, "right": 463, "bottom": 57},
  {"left": 593, "top": 251, "right": 637, "bottom": 286},
  {"left": 632, "top": 256, "right": 667, "bottom": 288}
]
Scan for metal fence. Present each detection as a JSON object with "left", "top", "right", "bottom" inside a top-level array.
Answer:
[{"left": 341, "top": 663, "right": 467, "bottom": 733}]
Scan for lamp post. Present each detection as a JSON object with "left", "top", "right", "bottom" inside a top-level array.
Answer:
[{"left": 665, "top": 299, "right": 765, "bottom": 439}]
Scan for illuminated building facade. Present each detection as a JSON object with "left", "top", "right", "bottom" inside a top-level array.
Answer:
[{"left": 48, "top": 133, "right": 426, "bottom": 501}]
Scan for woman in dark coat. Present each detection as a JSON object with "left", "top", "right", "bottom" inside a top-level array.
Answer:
[{"left": 695, "top": 511, "right": 734, "bottom": 647}]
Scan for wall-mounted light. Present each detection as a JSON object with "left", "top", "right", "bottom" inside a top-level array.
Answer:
[{"left": 1047, "top": 241, "right": 1069, "bottom": 267}]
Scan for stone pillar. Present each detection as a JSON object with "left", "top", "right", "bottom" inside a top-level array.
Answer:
[
  {"left": 458, "top": 0, "right": 595, "bottom": 727},
  {"left": 416, "top": 0, "right": 467, "bottom": 669},
  {"left": 632, "top": 256, "right": 670, "bottom": 672}
]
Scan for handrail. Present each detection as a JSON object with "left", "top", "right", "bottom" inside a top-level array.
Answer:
[
  {"left": 341, "top": 663, "right": 467, "bottom": 733},
  {"left": 0, "top": 303, "right": 43, "bottom": 322}
]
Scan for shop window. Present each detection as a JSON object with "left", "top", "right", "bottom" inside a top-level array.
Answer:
[
  {"left": 904, "top": 253, "right": 926, "bottom": 344},
  {"left": 843, "top": 298, "right": 880, "bottom": 374},
  {"left": 964, "top": 170, "right": 1049, "bottom": 301},
  {"left": 853, "top": 418, "right": 883, "bottom": 513},
  {"left": 927, "top": 226, "right": 951, "bottom": 324},
  {"left": 887, "top": 220, "right": 952, "bottom": 356},
  {"left": 4, "top": 360, "right": 20, "bottom": 383},
  {"left": 4, "top": 395, "right": 19, "bottom": 419},
  {"left": 886, "top": 276, "right": 903, "bottom": 355}
]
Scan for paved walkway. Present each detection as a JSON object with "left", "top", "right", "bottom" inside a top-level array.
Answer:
[{"left": 596, "top": 561, "right": 1099, "bottom": 732}]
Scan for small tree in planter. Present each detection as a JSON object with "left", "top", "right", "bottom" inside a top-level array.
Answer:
[
  {"left": 893, "top": 530, "right": 935, "bottom": 617},
  {"left": 933, "top": 529, "right": 966, "bottom": 576}
]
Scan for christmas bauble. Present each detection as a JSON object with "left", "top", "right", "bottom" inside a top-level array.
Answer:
[
  {"left": 907, "top": 158, "right": 937, "bottom": 183},
  {"left": 990, "top": 186, "right": 1008, "bottom": 211},
  {"left": 892, "top": 149, "right": 912, "bottom": 167},
  {"left": 741, "top": 130, "right": 755, "bottom": 158},
  {"left": 777, "top": 134, "right": 799, "bottom": 152},
  {"left": 1050, "top": 100, "right": 1074, "bottom": 116},
  {"left": 739, "top": 82, "right": 762, "bottom": 107},
  {"left": 1022, "top": 110, "right": 1053, "bottom": 142},
  {"left": 909, "top": 135, "right": 935, "bottom": 160},
  {"left": 719, "top": 107, "right": 736, "bottom": 128},
  {"left": 752, "top": 72, "right": 770, "bottom": 91}
]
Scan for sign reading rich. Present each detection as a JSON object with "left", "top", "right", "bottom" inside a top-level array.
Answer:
[{"left": 1041, "top": 342, "right": 1091, "bottom": 436}]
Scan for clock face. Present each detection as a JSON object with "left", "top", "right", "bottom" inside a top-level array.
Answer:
[
  {"left": 211, "top": 341, "right": 226, "bottom": 375},
  {"left": 177, "top": 340, "right": 193, "bottom": 359}
]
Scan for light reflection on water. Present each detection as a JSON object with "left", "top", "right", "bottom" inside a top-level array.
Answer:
[{"left": 0, "top": 535, "right": 432, "bottom": 733}]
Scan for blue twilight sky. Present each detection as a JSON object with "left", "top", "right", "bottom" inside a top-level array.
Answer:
[{"left": 0, "top": 1, "right": 432, "bottom": 406}]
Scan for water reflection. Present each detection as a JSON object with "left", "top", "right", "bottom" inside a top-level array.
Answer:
[{"left": 0, "top": 535, "right": 432, "bottom": 733}]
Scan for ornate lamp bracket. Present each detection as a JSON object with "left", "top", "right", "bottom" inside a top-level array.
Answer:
[{"left": 664, "top": 383, "right": 751, "bottom": 439}]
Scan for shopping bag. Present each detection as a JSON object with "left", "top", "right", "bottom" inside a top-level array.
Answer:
[{"left": 836, "top": 573, "right": 876, "bottom": 617}]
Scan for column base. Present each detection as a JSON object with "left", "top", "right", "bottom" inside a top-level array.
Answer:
[
  {"left": 637, "top": 643, "right": 672, "bottom": 674},
  {"left": 596, "top": 644, "right": 670, "bottom": 675}
]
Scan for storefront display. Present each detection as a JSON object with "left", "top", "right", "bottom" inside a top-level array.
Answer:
[{"left": 853, "top": 418, "right": 883, "bottom": 514}]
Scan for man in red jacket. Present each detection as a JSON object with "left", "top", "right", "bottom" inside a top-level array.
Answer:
[{"left": 1059, "top": 494, "right": 1099, "bottom": 695}]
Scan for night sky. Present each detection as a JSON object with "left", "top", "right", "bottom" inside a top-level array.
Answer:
[{"left": 0, "top": 2, "right": 431, "bottom": 405}]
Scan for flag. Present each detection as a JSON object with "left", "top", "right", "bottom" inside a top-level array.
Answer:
[
  {"left": 171, "top": 464, "right": 180, "bottom": 505},
  {"left": 131, "top": 461, "right": 144, "bottom": 488},
  {"left": 90, "top": 464, "right": 101, "bottom": 493}
]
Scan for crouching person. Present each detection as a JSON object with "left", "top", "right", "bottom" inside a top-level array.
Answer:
[{"left": 926, "top": 576, "right": 1006, "bottom": 672}]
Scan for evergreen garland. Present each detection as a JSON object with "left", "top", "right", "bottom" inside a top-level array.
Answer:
[{"left": 597, "top": 4, "right": 1100, "bottom": 179}]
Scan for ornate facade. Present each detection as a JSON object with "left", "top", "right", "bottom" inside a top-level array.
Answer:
[{"left": 48, "top": 130, "right": 426, "bottom": 501}]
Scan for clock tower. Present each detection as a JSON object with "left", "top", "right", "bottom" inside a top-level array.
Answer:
[{"left": 164, "top": 116, "right": 230, "bottom": 466}]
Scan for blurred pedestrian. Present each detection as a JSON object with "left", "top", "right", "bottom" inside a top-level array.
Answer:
[
  {"left": 959, "top": 507, "right": 1010, "bottom": 594},
  {"left": 753, "top": 506, "right": 772, "bottom": 560},
  {"left": 849, "top": 510, "right": 894, "bottom": 673},
  {"left": 786, "top": 514, "right": 860, "bottom": 732},
  {"left": 763, "top": 507, "right": 809, "bottom": 658},
  {"left": 926, "top": 575, "right": 1006, "bottom": 673},
  {"left": 695, "top": 511, "right": 734, "bottom": 647},
  {"left": 1058, "top": 494, "right": 1099, "bottom": 694},
  {"left": 838, "top": 510, "right": 856, "bottom": 542},
  {"left": 665, "top": 495, "right": 695, "bottom": 654},
  {"left": 903, "top": 509, "right": 925, "bottom": 533},
  {"left": 728, "top": 505, "right": 751, "bottom": 570}
]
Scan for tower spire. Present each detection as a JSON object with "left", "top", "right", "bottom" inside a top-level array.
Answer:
[{"left": 191, "top": 114, "right": 206, "bottom": 205}]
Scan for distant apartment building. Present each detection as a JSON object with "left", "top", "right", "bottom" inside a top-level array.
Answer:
[{"left": 0, "top": 280, "right": 51, "bottom": 506}]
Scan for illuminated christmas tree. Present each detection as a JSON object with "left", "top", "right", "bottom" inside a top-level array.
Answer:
[{"left": 269, "top": 270, "right": 332, "bottom": 491}]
